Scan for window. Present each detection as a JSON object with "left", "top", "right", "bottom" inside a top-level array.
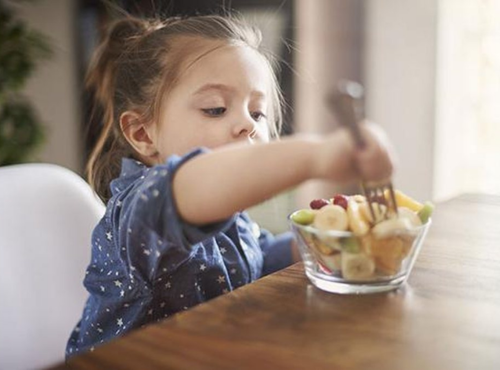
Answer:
[{"left": 434, "top": 0, "right": 500, "bottom": 199}]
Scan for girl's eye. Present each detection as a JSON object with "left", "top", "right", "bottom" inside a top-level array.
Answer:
[
  {"left": 251, "top": 111, "right": 267, "bottom": 122},
  {"left": 202, "top": 107, "right": 226, "bottom": 117}
]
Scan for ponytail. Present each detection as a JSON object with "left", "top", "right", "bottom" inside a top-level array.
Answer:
[{"left": 85, "top": 18, "right": 149, "bottom": 202}]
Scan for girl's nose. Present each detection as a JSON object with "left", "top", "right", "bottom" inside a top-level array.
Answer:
[{"left": 231, "top": 114, "right": 256, "bottom": 139}]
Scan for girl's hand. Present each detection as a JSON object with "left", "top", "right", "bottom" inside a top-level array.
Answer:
[{"left": 314, "top": 121, "right": 396, "bottom": 183}]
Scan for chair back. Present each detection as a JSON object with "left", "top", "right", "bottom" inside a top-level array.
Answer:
[{"left": 0, "top": 164, "right": 105, "bottom": 370}]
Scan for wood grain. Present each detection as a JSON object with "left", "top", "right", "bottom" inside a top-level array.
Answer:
[{"left": 61, "top": 194, "right": 500, "bottom": 370}]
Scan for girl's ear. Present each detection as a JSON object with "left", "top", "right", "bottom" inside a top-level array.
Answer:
[{"left": 120, "top": 111, "right": 158, "bottom": 158}]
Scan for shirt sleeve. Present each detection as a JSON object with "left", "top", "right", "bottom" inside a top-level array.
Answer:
[
  {"left": 118, "top": 148, "right": 236, "bottom": 280},
  {"left": 258, "top": 228, "right": 294, "bottom": 276}
]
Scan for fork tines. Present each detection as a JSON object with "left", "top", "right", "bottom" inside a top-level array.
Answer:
[{"left": 362, "top": 181, "right": 398, "bottom": 224}]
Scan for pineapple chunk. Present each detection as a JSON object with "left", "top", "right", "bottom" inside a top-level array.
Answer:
[{"left": 385, "top": 189, "right": 424, "bottom": 213}]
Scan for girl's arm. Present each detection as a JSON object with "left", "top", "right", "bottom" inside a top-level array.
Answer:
[{"left": 173, "top": 125, "right": 394, "bottom": 225}]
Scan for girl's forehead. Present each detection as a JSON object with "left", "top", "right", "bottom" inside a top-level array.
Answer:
[{"left": 176, "top": 41, "right": 272, "bottom": 96}]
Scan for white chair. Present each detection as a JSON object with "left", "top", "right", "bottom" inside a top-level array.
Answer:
[{"left": 0, "top": 163, "right": 105, "bottom": 370}]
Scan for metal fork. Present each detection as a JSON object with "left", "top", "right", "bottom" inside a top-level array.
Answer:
[{"left": 327, "top": 80, "right": 398, "bottom": 224}]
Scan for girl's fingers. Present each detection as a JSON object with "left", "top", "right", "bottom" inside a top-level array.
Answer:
[{"left": 355, "top": 149, "right": 390, "bottom": 181}]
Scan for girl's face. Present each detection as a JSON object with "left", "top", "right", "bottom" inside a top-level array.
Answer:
[{"left": 151, "top": 43, "right": 272, "bottom": 162}]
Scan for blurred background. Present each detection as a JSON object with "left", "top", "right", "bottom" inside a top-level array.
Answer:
[{"left": 3, "top": 0, "right": 500, "bottom": 233}]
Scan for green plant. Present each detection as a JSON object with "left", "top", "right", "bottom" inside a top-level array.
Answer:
[{"left": 0, "top": 0, "right": 52, "bottom": 166}]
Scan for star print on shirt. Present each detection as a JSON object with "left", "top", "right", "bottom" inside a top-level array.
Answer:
[
  {"left": 66, "top": 151, "right": 294, "bottom": 359},
  {"left": 217, "top": 275, "right": 226, "bottom": 284}
]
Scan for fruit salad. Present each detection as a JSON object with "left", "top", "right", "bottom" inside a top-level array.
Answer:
[{"left": 290, "top": 190, "right": 434, "bottom": 281}]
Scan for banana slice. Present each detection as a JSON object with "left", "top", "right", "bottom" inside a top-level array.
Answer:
[
  {"left": 397, "top": 207, "right": 422, "bottom": 227},
  {"left": 372, "top": 217, "right": 413, "bottom": 238},
  {"left": 341, "top": 252, "right": 375, "bottom": 280},
  {"left": 358, "top": 200, "right": 372, "bottom": 223},
  {"left": 347, "top": 197, "right": 370, "bottom": 235},
  {"left": 313, "top": 204, "right": 349, "bottom": 232},
  {"left": 351, "top": 194, "right": 367, "bottom": 203},
  {"left": 351, "top": 195, "right": 385, "bottom": 224},
  {"left": 360, "top": 201, "right": 389, "bottom": 224}
]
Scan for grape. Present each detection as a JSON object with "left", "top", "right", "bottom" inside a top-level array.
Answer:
[
  {"left": 332, "top": 194, "right": 349, "bottom": 210},
  {"left": 310, "top": 199, "right": 330, "bottom": 210}
]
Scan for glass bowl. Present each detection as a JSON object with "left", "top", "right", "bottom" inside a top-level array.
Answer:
[{"left": 289, "top": 212, "right": 431, "bottom": 294}]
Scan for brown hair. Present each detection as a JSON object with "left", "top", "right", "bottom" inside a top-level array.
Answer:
[{"left": 85, "top": 14, "right": 284, "bottom": 203}]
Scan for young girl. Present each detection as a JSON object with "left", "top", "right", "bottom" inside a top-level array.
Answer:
[{"left": 67, "top": 14, "right": 394, "bottom": 356}]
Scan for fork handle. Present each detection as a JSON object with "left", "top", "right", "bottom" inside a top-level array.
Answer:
[{"left": 327, "top": 80, "right": 366, "bottom": 149}]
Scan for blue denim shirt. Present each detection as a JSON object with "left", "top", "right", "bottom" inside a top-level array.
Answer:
[{"left": 66, "top": 148, "right": 293, "bottom": 357}]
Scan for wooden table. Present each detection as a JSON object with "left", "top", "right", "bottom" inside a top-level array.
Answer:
[{"left": 61, "top": 194, "right": 500, "bottom": 370}]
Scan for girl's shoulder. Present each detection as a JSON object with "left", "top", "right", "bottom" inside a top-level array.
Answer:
[{"left": 110, "top": 147, "right": 211, "bottom": 198}]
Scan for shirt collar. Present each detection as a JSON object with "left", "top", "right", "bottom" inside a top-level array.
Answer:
[
  {"left": 109, "top": 158, "right": 148, "bottom": 196},
  {"left": 120, "top": 157, "right": 147, "bottom": 177}
]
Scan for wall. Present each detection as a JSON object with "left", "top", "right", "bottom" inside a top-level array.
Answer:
[
  {"left": 291, "top": 0, "right": 438, "bottom": 212},
  {"left": 11, "top": 0, "right": 440, "bottom": 230},
  {"left": 15, "top": 0, "right": 82, "bottom": 173},
  {"left": 294, "top": 0, "right": 364, "bottom": 208},
  {"left": 364, "top": 0, "right": 438, "bottom": 201}
]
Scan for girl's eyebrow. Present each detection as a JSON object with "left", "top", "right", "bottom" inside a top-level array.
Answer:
[{"left": 192, "top": 83, "right": 266, "bottom": 99}]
